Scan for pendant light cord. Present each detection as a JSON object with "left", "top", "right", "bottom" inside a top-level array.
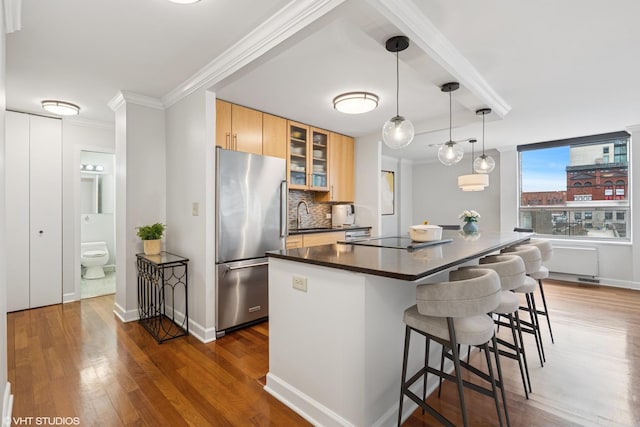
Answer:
[
  {"left": 471, "top": 140, "right": 475, "bottom": 174},
  {"left": 481, "top": 112, "right": 486, "bottom": 156},
  {"left": 449, "top": 90, "right": 452, "bottom": 142},
  {"left": 395, "top": 47, "right": 399, "bottom": 117}
]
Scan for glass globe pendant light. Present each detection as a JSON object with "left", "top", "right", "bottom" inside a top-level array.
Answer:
[
  {"left": 382, "top": 36, "right": 414, "bottom": 149},
  {"left": 437, "top": 82, "right": 464, "bottom": 165},
  {"left": 473, "top": 108, "right": 496, "bottom": 174}
]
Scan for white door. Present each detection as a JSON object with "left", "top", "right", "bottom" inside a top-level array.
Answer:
[
  {"left": 5, "top": 112, "right": 62, "bottom": 311},
  {"left": 5, "top": 112, "right": 30, "bottom": 311},
  {"left": 29, "top": 115, "right": 62, "bottom": 308}
]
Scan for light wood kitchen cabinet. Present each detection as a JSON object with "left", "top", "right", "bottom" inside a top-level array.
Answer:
[
  {"left": 262, "top": 113, "right": 287, "bottom": 159},
  {"left": 286, "top": 235, "right": 303, "bottom": 249},
  {"left": 287, "top": 122, "right": 330, "bottom": 191},
  {"left": 302, "top": 231, "right": 344, "bottom": 247},
  {"left": 287, "top": 231, "right": 345, "bottom": 248},
  {"left": 316, "top": 132, "right": 355, "bottom": 202},
  {"left": 215, "top": 99, "right": 263, "bottom": 155}
]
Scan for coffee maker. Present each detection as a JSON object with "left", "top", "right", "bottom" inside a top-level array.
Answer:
[{"left": 332, "top": 204, "right": 356, "bottom": 227}]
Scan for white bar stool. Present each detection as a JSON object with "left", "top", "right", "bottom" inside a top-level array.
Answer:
[
  {"left": 501, "top": 244, "right": 546, "bottom": 366},
  {"left": 398, "top": 268, "right": 509, "bottom": 427},
  {"left": 525, "top": 239, "right": 555, "bottom": 343},
  {"left": 477, "top": 254, "right": 533, "bottom": 398}
]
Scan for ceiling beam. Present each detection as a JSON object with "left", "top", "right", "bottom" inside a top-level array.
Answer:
[
  {"left": 367, "top": 0, "right": 511, "bottom": 118},
  {"left": 162, "top": 0, "right": 345, "bottom": 108}
]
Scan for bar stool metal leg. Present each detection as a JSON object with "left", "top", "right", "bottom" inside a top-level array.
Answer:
[{"left": 537, "top": 279, "right": 555, "bottom": 343}]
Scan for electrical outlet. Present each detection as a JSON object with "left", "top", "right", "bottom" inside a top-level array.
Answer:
[
  {"left": 326, "top": 213, "right": 332, "bottom": 219},
  {"left": 292, "top": 275, "right": 307, "bottom": 292}
]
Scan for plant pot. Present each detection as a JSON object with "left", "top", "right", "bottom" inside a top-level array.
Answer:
[
  {"left": 463, "top": 221, "right": 478, "bottom": 234},
  {"left": 143, "top": 239, "right": 161, "bottom": 256}
]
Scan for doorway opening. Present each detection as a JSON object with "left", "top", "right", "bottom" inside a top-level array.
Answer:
[{"left": 80, "top": 151, "right": 116, "bottom": 299}]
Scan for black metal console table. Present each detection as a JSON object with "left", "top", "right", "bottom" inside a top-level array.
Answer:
[{"left": 136, "top": 251, "right": 189, "bottom": 343}]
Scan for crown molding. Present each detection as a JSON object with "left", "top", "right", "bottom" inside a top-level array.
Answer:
[
  {"left": 108, "top": 90, "right": 164, "bottom": 112},
  {"left": 162, "top": 0, "right": 345, "bottom": 108},
  {"left": 368, "top": 0, "right": 511, "bottom": 119},
  {"left": 625, "top": 124, "right": 640, "bottom": 134},
  {"left": 4, "top": 0, "right": 22, "bottom": 33}
]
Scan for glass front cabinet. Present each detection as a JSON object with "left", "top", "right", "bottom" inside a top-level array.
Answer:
[{"left": 287, "top": 121, "right": 329, "bottom": 191}]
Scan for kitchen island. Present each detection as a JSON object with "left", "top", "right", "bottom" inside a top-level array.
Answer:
[{"left": 265, "top": 230, "right": 531, "bottom": 427}]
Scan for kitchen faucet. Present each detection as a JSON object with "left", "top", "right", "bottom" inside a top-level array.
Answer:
[{"left": 297, "top": 201, "right": 309, "bottom": 229}]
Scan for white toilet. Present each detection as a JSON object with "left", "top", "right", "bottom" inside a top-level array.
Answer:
[{"left": 81, "top": 241, "right": 109, "bottom": 279}]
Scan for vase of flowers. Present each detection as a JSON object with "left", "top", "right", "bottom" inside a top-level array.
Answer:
[{"left": 459, "top": 210, "right": 480, "bottom": 234}]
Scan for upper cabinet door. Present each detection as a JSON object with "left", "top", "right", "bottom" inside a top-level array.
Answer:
[
  {"left": 216, "top": 99, "right": 232, "bottom": 149},
  {"left": 287, "top": 122, "right": 309, "bottom": 190},
  {"left": 232, "top": 104, "right": 263, "bottom": 155},
  {"left": 309, "top": 128, "right": 329, "bottom": 192},
  {"left": 262, "top": 113, "right": 287, "bottom": 159},
  {"left": 316, "top": 133, "right": 354, "bottom": 202}
]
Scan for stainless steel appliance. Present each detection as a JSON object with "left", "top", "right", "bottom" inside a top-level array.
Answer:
[
  {"left": 332, "top": 204, "right": 356, "bottom": 227},
  {"left": 215, "top": 148, "right": 287, "bottom": 337}
]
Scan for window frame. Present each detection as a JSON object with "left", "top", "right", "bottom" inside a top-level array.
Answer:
[{"left": 517, "top": 131, "right": 631, "bottom": 242}]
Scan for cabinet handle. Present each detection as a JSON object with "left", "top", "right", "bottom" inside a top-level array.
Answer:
[
  {"left": 331, "top": 184, "right": 334, "bottom": 200},
  {"left": 225, "top": 132, "right": 230, "bottom": 148},
  {"left": 233, "top": 133, "right": 238, "bottom": 151}
]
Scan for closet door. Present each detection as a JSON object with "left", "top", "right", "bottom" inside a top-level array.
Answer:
[
  {"left": 5, "top": 112, "right": 30, "bottom": 311},
  {"left": 29, "top": 115, "right": 62, "bottom": 308}
]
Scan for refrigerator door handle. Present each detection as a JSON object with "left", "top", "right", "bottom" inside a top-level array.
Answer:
[
  {"left": 228, "top": 261, "right": 269, "bottom": 270},
  {"left": 280, "top": 179, "right": 288, "bottom": 238}
]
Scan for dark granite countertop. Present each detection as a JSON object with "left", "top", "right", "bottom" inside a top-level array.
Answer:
[
  {"left": 268, "top": 230, "right": 532, "bottom": 281},
  {"left": 288, "top": 225, "right": 371, "bottom": 235}
]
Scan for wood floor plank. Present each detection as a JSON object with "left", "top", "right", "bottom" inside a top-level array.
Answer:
[{"left": 6, "top": 280, "right": 640, "bottom": 426}]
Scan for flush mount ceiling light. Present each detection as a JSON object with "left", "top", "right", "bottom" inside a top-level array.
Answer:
[
  {"left": 458, "top": 138, "right": 489, "bottom": 191},
  {"left": 473, "top": 108, "right": 496, "bottom": 174},
  {"left": 381, "top": 35, "right": 414, "bottom": 149},
  {"left": 437, "top": 82, "right": 464, "bottom": 165},
  {"left": 333, "top": 92, "right": 379, "bottom": 114},
  {"left": 41, "top": 100, "right": 80, "bottom": 116}
]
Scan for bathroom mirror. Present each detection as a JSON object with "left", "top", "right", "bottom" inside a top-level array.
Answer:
[{"left": 80, "top": 151, "right": 115, "bottom": 214}]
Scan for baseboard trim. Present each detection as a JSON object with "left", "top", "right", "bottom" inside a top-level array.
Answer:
[
  {"left": 2, "top": 382, "right": 13, "bottom": 427},
  {"left": 63, "top": 292, "right": 78, "bottom": 304},
  {"left": 113, "top": 302, "right": 139, "bottom": 323},
  {"left": 547, "top": 273, "right": 640, "bottom": 290},
  {"left": 264, "top": 373, "right": 351, "bottom": 427},
  {"left": 187, "top": 317, "right": 217, "bottom": 343}
]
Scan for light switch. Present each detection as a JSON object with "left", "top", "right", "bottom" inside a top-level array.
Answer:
[{"left": 192, "top": 202, "right": 199, "bottom": 216}]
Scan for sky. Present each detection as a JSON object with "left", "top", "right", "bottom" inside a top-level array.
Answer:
[{"left": 520, "top": 146, "right": 569, "bottom": 192}]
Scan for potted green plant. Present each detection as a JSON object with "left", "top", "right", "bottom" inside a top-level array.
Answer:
[{"left": 136, "top": 223, "right": 166, "bottom": 255}]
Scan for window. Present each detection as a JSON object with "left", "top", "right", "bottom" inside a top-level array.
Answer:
[{"left": 519, "top": 131, "right": 630, "bottom": 240}]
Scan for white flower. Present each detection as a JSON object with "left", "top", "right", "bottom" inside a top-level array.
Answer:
[{"left": 459, "top": 210, "right": 480, "bottom": 222}]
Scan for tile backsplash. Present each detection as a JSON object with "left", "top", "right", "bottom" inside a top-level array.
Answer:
[{"left": 288, "top": 190, "right": 331, "bottom": 229}]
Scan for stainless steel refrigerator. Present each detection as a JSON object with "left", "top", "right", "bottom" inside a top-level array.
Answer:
[{"left": 215, "top": 147, "right": 287, "bottom": 336}]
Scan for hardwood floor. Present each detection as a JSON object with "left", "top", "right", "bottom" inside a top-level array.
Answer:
[{"left": 6, "top": 280, "right": 640, "bottom": 426}]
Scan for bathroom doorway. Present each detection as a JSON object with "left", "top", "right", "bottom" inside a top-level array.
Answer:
[{"left": 80, "top": 151, "right": 116, "bottom": 299}]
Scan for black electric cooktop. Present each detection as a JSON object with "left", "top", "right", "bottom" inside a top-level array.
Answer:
[{"left": 345, "top": 236, "right": 453, "bottom": 251}]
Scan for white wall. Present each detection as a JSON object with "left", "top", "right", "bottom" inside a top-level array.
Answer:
[
  {"left": 354, "top": 133, "right": 381, "bottom": 236},
  {"left": 412, "top": 149, "right": 502, "bottom": 231},
  {"left": 62, "top": 120, "right": 115, "bottom": 301},
  {"left": 0, "top": 2, "right": 9, "bottom": 402},
  {"left": 113, "top": 100, "right": 166, "bottom": 321},
  {"left": 380, "top": 156, "right": 413, "bottom": 235},
  {"left": 165, "top": 87, "right": 217, "bottom": 342}
]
